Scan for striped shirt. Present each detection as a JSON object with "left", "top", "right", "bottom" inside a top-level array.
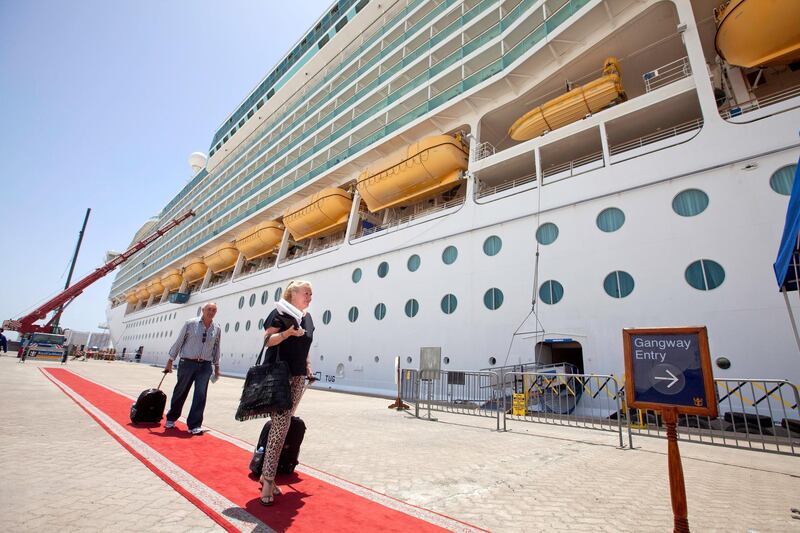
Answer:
[{"left": 168, "top": 317, "right": 221, "bottom": 365}]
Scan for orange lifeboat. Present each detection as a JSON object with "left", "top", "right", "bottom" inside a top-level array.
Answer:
[
  {"left": 146, "top": 279, "right": 165, "bottom": 297},
  {"left": 509, "top": 58, "right": 626, "bottom": 141},
  {"left": 283, "top": 188, "right": 352, "bottom": 242},
  {"left": 160, "top": 269, "right": 183, "bottom": 291},
  {"left": 125, "top": 291, "right": 139, "bottom": 305},
  {"left": 182, "top": 257, "right": 208, "bottom": 283},
  {"left": 356, "top": 134, "right": 468, "bottom": 213},
  {"left": 715, "top": 0, "right": 800, "bottom": 68},
  {"left": 135, "top": 285, "right": 150, "bottom": 302},
  {"left": 203, "top": 243, "right": 239, "bottom": 273},
  {"left": 235, "top": 220, "right": 285, "bottom": 260}
]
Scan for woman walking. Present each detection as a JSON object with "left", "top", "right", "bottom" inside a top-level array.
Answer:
[{"left": 259, "top": 280, "right": 314, "bottom": 506}]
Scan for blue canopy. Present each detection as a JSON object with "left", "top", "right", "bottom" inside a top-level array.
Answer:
[{"left": 773, "top": 158, "right": 800, "bottom": 291}]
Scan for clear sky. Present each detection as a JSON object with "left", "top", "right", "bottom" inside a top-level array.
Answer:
[{"left": 0, "top": 0, "right": 333, "bottom": 340}]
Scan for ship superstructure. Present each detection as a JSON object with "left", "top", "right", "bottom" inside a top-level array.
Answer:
[{"left": 108, "top": 0, "right": 800, "bottom": 397}]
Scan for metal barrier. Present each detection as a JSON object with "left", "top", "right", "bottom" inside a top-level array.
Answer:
[
  {"left": 626, "top": 378, "right": 800, "bottom": 456},
  {"left": 501, "top": 371, "right": 629, "bottom": 448}
]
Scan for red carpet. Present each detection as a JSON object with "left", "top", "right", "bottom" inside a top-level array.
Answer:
[{"left": 42, "top": 368, "right": 480, "bottom": 532}]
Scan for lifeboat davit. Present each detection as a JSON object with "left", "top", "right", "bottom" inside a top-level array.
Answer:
[
  {"left": 283, "top": 188, "right": 352, "bottom": 242},
  {"left": 146, "top": 279, "right": 165, "bottom": 297},
  {"left": 203, "top": 243, "right": 239, "bottom": 273},
  {"left": 182, "top": 257, "right": 208, "bottom": 283},
  {"left": 509, "top": 58, "right": 626, "bottom": 141},
  {"left": 135, "top": 285, "right": 150, "bottom": 302},
  {"left": 125, "top": 291, "right": 139, "bottom": 305},
  {"left": 235, "top": 220, "right": 285, "bottom": 260},
  {"left": 715, "top": 0, "right": 800, "bottom": 68},
  {"left": 356, "top": 134, "right": 468, "bottom": 213},
  {"left": 160, "top": 269, "right": 183, "bottom": 291}
]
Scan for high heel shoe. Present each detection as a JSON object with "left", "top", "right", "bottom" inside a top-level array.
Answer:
[{"left": 259, "top": 478, "right": 280, "bottom": 506}]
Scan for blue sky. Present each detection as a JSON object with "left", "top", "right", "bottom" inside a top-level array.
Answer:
[{"left": 0, "top": 0, "right": 332, "bottom": 339}]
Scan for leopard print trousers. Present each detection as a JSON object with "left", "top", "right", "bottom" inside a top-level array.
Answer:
[{"left": 261, "top": 376, "right": 307, "bottom": 480}]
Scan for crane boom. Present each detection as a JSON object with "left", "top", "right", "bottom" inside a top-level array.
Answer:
[{"left": 4, "top": 210, "right": 195, "bottom": 335}]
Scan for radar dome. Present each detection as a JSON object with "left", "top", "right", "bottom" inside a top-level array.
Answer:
[{"left": 189, "top": 152, "right": 207, "bottom": 174}]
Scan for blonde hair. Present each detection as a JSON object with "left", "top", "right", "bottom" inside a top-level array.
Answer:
[{"left": 283, "top": 280, "right": 312, "bottom": 303}]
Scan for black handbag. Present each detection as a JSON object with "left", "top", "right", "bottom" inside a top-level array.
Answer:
[{"left": 235, "top": 338, "right": 292, "bottom": 421}]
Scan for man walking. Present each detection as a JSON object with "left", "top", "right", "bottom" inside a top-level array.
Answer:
[
  {"left": 0, "top": 328, "right": 7, "bottom": 354},
  {"left": 164, "top": 302, "right": 221, "bottom": 435}
]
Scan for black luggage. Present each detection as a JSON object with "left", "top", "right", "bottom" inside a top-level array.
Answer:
[
  {"left": 130, "top": 371, "right": 168, "bottom": 424},
  {"left": 249, "top": 416, "right": 306, "bottom": 476}
]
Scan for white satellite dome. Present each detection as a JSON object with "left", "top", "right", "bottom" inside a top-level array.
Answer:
[{"left": 189, "top": 152, "right": 207, "bottom": 174}]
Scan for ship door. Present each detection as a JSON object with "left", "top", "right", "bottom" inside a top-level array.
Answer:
[{"left": 535, "top": 339, "right": 584, "bottom": 374}]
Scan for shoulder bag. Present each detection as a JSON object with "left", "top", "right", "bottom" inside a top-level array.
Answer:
[{"left": 234, "top": 335, "right": 292, "bottom": 421}]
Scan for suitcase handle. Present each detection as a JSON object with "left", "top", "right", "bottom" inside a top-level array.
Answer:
[{"left": 157, "top": 371, "right": 167, "bottom": 390}]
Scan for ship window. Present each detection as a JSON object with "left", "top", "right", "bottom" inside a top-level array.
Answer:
[
  {"left": 238, "top": 296, "right": 244, "bottom": 309},
  {"left": 440, "top": 294, "right": 457, "bottom": 314},
  {"left": 261, "top": 290, "right": 268, "bottom": 305},
  {"left": 274, "top": 287, "right": 282, "bottom": 301},
  {"left": 488, "top": 357, "right": 497, "bottom": 366},
  {"left": 442, "top": 246, "right": 458, "bottom": 265},
  {"left": 256, "top": 100, "right": 264, "bottom": 110},
  {"left": 335, "top": 16, "right": 348, "bottom": 32},
  {"left": 231, "top": 127, "right": 236, "bottom": 136},
  {"left": 216, "top": 143, "right": 222, "bottom": 150},
  {"left": 352, "top": 268, "right": 362, "bottom": 283},
  {"left": 406, "top": 356, "right": 412, "bottom": 364},
  {"left": 443, "top": 356, "right": 450, "bottom": 365},
  {"left": 596, "top": 208, "right": 625, "bottom": 232},
  {"left": 685, "top": 259, "right": 725, "bottom": 291},
  {"left": 245, "top": 320, "right": 251, "bottom": 331},
  {"left": 536, "top": 223, "right": 559, "bottom": 245},
  {"left": 377, "top": 261, "right": 389, "bottom": 278},
  {"left": 267, "top": 88, "right": 275, "bottom": 100},
  {"left": 258, "top": 318, "right": 264, "bottom": 329},
  {"left": 323, "top": 310, "right": 332, "bottom": 324},
  {"left": 539, "top": 280, "right": 564, "bottom": 305},
  {"left": 238, "top": 118, "right": 245, "bottom": 128},
  {"left": 374, "top": 303, "right": 386, "bottom": 320},
  {"left": 483, "top": 235, "right": 502, "bottom": 256},
  {"left": 404, "top": 299, "right": 419, "bottom": 318},
  {"left": 374, "top": 356, "right": 380, "bottom": 363},
  {"left": 348, "top": 306, "right": 359, "bottom": 322},
  {"left": 603, "top": 271, "right": 634, "bottom": 298},
  {"left": 209, "top": 149, "right": 215, "bottom": 157},
  {"left": 355, "top": 0, "right": 368, "bottom": 13},
  {"left": 197, "top": 307, "right": 202, "bottom": 316},
  {"left": 770, "top": 164, "right": 797, "bottom": 195},
  {"left": 249, "top": 294, "right": 256, "bottom": 307},
  {"left": 318, "top": 34, "right": 330, "bottom": 49},
  {"left": 348, "top": 355, "right": 352, "bottom": 362},
  {"left": 672, "top": 189, "right": 708, "bottom": 217},
  {"left": 223, "top": 135, "right": 229, "bottom": 143},
  {"left": 407, "top": 254, "right": 421, "bottom": 272},
  {"left": 234, "top": 322, "right": 240, "bottom": 332},
  {"left": 247, "top": 109, "right": 254, "bottom": 119},
  {"left": 484, "top": 288, "right": 504, "bottom": 310}
]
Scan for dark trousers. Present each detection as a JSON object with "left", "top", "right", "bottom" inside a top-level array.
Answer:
[{"left": 166, "top": 359, "right": 212, "bottom": 430}]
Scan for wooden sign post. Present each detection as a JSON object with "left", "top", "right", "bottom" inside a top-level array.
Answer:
[{"left": 623, "top": 326, "right": 717, "bottom": 533}]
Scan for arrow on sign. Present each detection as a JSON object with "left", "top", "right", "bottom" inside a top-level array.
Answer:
[{"left": 654, "top": 369, "right": 679, "bottom": 388}]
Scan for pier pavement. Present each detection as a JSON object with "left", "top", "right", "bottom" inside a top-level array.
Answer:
[{"left": 1, "top": 355, "right": 798, "bottom": 532}]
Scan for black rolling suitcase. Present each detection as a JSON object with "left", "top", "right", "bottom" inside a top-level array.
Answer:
[
  {"left": 130, "top": 371, "right": 168, "bottom": 424},
  {"left": 249, "top": 416, "right": 306, "bottom": 475}
]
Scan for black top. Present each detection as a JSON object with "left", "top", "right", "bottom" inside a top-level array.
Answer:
[{"left": 263, "top": 309, "right": 314, "bottom": 376}]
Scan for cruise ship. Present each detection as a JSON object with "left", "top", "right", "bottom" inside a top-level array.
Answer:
[{"left": 107, "top": 0, "right": 800, "bottom": 398}]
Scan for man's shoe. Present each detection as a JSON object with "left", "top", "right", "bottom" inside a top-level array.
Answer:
[
  {"left": 165, "top": 420, "right": 176, "bottom": 429},
  {"left": 189, "top": 427, "right": 204, "bottom": 435}
]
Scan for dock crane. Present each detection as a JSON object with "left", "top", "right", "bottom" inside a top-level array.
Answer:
[{"left": 3, "top": 210, "right": 195, "bottom": 336}]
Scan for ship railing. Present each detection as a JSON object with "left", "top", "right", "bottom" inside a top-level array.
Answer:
[
  {"left": 475, "top": 171, "right": 537, "bottom": 199},
  {"left": 608, "top": 117, "right": 703, "bottom": 158},
  {"left": 625, "top": 378, "right": 800, "bottom": 456},
  {"left": 400, "top": 369, "right": 503, "bottom": 429},
  {"left": 541, "top": 150, "right": 604, "bottom": 182},
  {"left": 354, "top": 193, "right": 466, "bottom": 239},
  {"left": 473, "top": 140, "right": 496, "bottom": 162},
  {"left": 643, "top": 56, "right": 691, "bottom": 93},
  {"left": 720, "top": 84, "right": 800, "bottom": 120}
]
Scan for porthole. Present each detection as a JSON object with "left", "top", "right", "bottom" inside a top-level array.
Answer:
[
  {"left": 536, "top": 223, "right": 559, "bottom": 245},
  {"left": 407, "top": 254, "right": 421, "bottom": 272},
  {"left": 322, "top": 310, "right": 332, "bottom": 325},
  {"left": 672, "top": 189, "right": 709, "bottom": 217},
  {"left": 488, "top": 357, "right": 497, "bottom": 366},
  {"left": 352, "top": 268, "right": 362, "bottom": 283},
  {"left": 770, "top": 164, "right": 797, "bottom": 195},
  {"left": 374, "top": 303, "right": 386, "bottom": 320},
  {"left": 261, "top": 290, "right": 269, "bottom": 305},
  {"left": 320, "top": 355, "right": 324, "bottom": 361},
  {"left": 258, "top": 318, "right": 264, "bottom": 329},
  {"left": 685, "top": 259, "right": 725, "bottom": 291},
  {"left": 377, "top": 261, "right": 389, "bottom": 278},
  {"left": 197, "top": 307, "right": 202, "bottom": 317},
  {"left": 603, "top": 271, "right": 635, "bottom": 298},
  {"left": 404, "top": 299, "right": 419, "bottom": 317},
  {"left": 443, "top": 356, "right": 450, "bottom": 365},
  {"left": 274, "top": 287, "right": 282, "bottom": 301},
  {"left": 483, "top": 288, "right": 504, "bottom": 310},
  {"left": 596, "top": 208, "right": 625, "bottom": 232},
  {"left": 374, "top": 356, "right": 380, "bottom": 363},
  {"left": 716, "top": 357, "right": 731, "bottom": 370},
  {"left": 483, "top": 235, "right": 502, "bottom": 256},
  {"left": 238, "top": 296, "right": 244, "bottom": 309},
  {"left": 234, "top": 322, "right": 240, "bottom": 332},
  {"left": 348, "top": 355, "right": 353, "bottom": 362},
  {"left": 406, "top": 356, "right": 412, "bottom": 364},
  {"left": 440, "top": 294, "right": 457, "bottom": 314},
  {"left": 245, "top": 320, "right": 251, "bottom": 331},
  {"left": 539, "top": 280, "right": 564, "bottom": 305},
  {"left": 348, "top": 306, "right": 359, "bottom": 322},
  {"left": 247, "top": 294, "right": 253, "bottom": 307},
  {"left": 442, "top": 246, "right": 458, "bottom": 265}
]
